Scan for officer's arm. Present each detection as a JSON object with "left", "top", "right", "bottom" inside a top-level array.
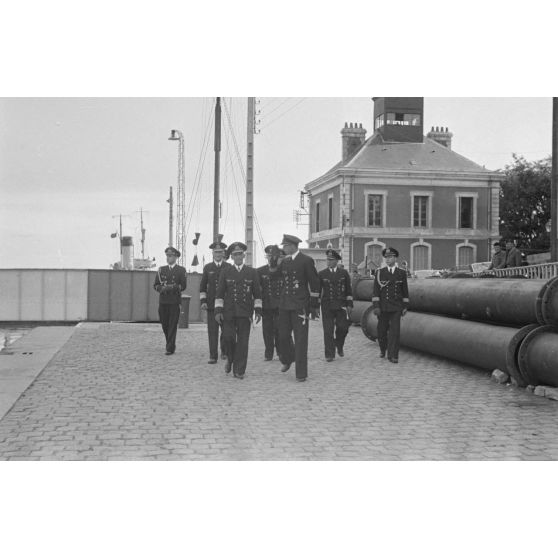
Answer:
[
  {"left": 199, "top": 266, "right": 208, "bottom": 305},
  {"left": 179, "top": 268, "right": 187, "bottom": 292},
  {"left": 372, "top": 272, "right": 380, "bottom": 309},
  {"left": 307, "top": 257, "right": 321, "bottom": 309},
  {"left": 344, "top": 270, "right": 354, "bottom": 308},
  {"left": 253, "top": 269, "right": 263, "bottom": 317},
  {"left": 402, "top": 271, "right": 410, "bottom": 309},
  {"left": 214, "top": 267, "right": 226, "bottom": 314},
  {"left": 154, "top": 268, "right": 163, "bottom": 293}
]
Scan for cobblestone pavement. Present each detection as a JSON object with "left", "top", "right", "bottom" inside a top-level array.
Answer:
[{"left": 0, "top": 321, "right": 557, "bottom": 460}]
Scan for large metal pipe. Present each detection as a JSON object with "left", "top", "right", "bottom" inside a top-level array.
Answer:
[
  {"left": 351, "top": 300, "right": 372, "bottom": 325},
  {"left": 353, "top": 277, "right": 558, "bottom": 326},
  {"left": 517, "top": 325, "right": 558, "bottom": 388},
  {"left": 360, "top": 308, "right": 535, "bottom": 381}
]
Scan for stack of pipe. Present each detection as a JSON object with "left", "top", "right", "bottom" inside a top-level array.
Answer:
[{"left": 351, "top": 276, "right": 558, "bottom": 388}]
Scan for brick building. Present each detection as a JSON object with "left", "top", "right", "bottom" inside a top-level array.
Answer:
[{"left": 304, "top": 97, "right": 503, "bottom": 273}]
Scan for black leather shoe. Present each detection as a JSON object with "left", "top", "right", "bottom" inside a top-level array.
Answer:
[
  {"left": 225, "top": 360, "right": 232, "bottom": 374},
  {"left": 380, "top": 353, "right": 386, "bottom": 358},
  {"left": 326, "top": 357, "right": 334, "bottom": 362},
  {"left": 296, "top": 377, "right": 307, "bottom": 382},
  {"left": 280, "top": 363, "right": 291, "bottom": 372},
  {"left": 337, "top": 348, "right": 344, "bottom": 357},
  {"left": 208, "top": 358, "right": 217, "bottom": 364},
  {"left": 388, "top": 357, "right": 398, "bottom": 364},
  {"left": 165, "top": 350, "right": 174, "bottom": 355},
  {"left": 220, "top": 353, "right": 227, "bottom": 360},
  {"left": 264, "top": 357, "right": 272, "bottom": 361},
  {"left": 233, "top": 373, "right": 244, "bottom": 379}
]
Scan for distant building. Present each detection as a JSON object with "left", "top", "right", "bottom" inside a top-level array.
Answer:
[{"left": 304, "top": 97, "right": 503, "bottom": 273}]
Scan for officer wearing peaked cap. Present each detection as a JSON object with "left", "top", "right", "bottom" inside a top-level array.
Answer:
[
  {"left": 372, "top": 247, "right": 409, "bottom": 364},
  {"left": 318, "top": 248, "right": 353, "bottom": 362},
  {"left": 153, "top": 246, "right": 187, "bottom": 355},
  {"left": 200, "top": 238, "right": 230, "bottom": 364},
  {"left": 257, "top": 244, "right": 287, "bottom": 361},
  {"left": 214, "top": 241, "right": 262, "bottom": 379},
  {"left": 277, "top": 234, "right": 321, "bottom": 382}
]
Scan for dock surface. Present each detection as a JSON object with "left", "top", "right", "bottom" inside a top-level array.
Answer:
[{"left": 1, "top": 321, "right": 557, "bottom": 460}]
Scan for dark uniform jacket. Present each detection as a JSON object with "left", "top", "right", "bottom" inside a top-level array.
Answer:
[
  {"left": 153, "top": 264, "right": 187, "bottom": 305},
  {"left": 200, "top": 261, "right": 230, "bottom": 310},
  {"left": 257, "top": 265, "right": 282, "bottom": 310},
  {"left": 488, "top": 250, "right": 506, "bottom": 270},
  {"left": 318, "top": 267, "right": 354, "bottom": 310},
  {"left": 215, "top": 264, "right": 263, "bottom": 319},
  {"left": 372, "top": 266, "right": 410, "bottom": 312},
  {"left": 504, "top": 247, "right": 522, "bottom": 268},
  {"left": 278, "top": 252, "right": 321, "bottom": 311}
]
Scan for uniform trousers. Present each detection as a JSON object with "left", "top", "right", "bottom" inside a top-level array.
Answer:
[
  {"left": 377, "top": 310, "right": 402, "bottom": 359},
  {"left": 262, "top": 308, "right": 280, "bottom": 359},
  {"left": 158, "top": 303, "right": 181, "bottom": 353},
  {"left": 278, "top": 309, "right": 308, "bottom": 379},
  {"left": 206, "top": 309, "right": 225, "bottom": 360},
  {"left": 222, "top": 316, "right": 252, "bottom": 376},
  {"left": 321, "top": 305, "right": 350, "bottom": 358}
]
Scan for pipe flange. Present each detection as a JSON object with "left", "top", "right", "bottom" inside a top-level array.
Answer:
[
  {"left": 535, "top": 280, "right": 550, "bottom": 324},
  {"left": 541, "top": 276, "right": 558, "bottom": 325},
  {"left": 506, "top": 324, "right": 539, "bottom": 387},
  {"left": 361, "top": 306, "right": 377, "bottom": 341},
  {"left": 517, "top": 324, "right": 558, "bottom": 386}
]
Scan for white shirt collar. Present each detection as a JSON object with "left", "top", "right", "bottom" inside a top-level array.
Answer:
[
  {"left": 168, "top": 263, "right": 176, "bottom": 269},
  {"left": 291, "top": 250, "right": 300, "bottom": 259},
  {"left": 214, "top": 260, "right": 222, "bottom": 267},
  {"left": 236, "top": 264, "right": 244, "bottom": 271}
]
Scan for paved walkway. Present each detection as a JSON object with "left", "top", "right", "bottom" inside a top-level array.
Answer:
[{"left": 0, "top": 321, "right": 557, "bottom": 460}]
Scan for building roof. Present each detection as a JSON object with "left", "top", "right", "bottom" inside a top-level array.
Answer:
[{"left": 322, "top": 132, "right": 493, "bottom": 178}]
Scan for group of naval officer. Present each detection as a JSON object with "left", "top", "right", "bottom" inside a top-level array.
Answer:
[{"left": 153, "top": 236, "right": 409, "bottom": 380}]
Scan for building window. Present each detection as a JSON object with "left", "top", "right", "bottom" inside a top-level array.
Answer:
[
  {"left": 412, "top": 244, "right": 430, "bottom": 271},
  {"left": 457, "top": 245, "right": 475, "bottom": 268},
  {"left": 375, "top": 114, "right": 384, "bottom": 130},
  {"left": 364, "top": 241, "right": 386, "bottom": 273},
  {"left": 386, "top": 113, "right": 421, "bottom": 126},
  {"left": 315, "top": 202, "right": 320, "bottom": 233},
  {"left": 328, "top": 197, "right": 333, "bottom": 229},
  {"left": 413, "top": 196, "right": 428, "bottom": 228},
  {"left": 459, "top": 197, "right": 474, "bottom": 229},
  {"left": 368, "top": 195, "right": 383, "bottom": 227}
]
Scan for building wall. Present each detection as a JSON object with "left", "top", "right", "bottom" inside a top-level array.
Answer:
[{"left": 310, "top": 185, "right": 340, "bottom": 233}]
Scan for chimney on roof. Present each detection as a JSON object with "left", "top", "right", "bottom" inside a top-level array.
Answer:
[
  {"left": 427, "top": 126, "right": 453, "bottom": 150},
  {"left": 341, "top": 122, "right": 366, "bottom": 161}
]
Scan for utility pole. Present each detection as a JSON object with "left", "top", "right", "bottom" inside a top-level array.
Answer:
[
  {"left": 167, "top": 186, "right": 173, "bottom": 247},
  {"left": 168, "top": 129, "right": 185, "bottom": 265},
  {"left": 552, "top": 97, "right": 558, "bottom": 261},
  {"left": 213, "top": 97, "right": 222, "bottom": 242},
  {"left": 245, "top": 97, "right": 255, "bottom": 266}
]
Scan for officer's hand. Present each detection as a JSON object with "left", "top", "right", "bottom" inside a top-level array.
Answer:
[
  {"left": 201, "top": 302, "right": 208, "bottom": 312},
  {"left": 310, "top": 309, "right": 320, "bottom": 320},
  {"left": 346, "top": 306, "right": 353, "bottom": 318},
  {"left": 401, "top": 308, "right": 408, "bottom": 317},
  {"left": 254, "top": 310, "right": 262, "bottom": 325},
  {"left": 215, "top": 312, "right": 224, "bottom": 324},
  {"left": 372, "top": 307, "right": 381, "bottom": 317}
]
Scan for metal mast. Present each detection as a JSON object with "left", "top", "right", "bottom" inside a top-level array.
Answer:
[
  {"left": 167, "top": 186, "right": 173, "bottom": 247},
  {"left": 551, "top": 97, "right": 558, "bottom": 261},
  {"left": 169, "top": 129, "right": 185, "bottom": 264},
  {"left": 245, "top": 97, "right": 255, "bottom": 266},
  {"left": 213, "top": 97, "right": 222, "bottom": 242}
]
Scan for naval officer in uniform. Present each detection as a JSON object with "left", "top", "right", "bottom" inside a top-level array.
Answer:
[
  {"left": 257, "top": 244, "right": 285, "bottom": 361},
  {"left": 200, "top": 239, "right": 229, "bottom": 364},
  {"left": 214, "top": 242, "right": 262, "bottom": 379},
  {"left": 371, "top": 247, "right": 409, "bottom": 363},
  {"left": 277, "top": 234, "right": 321, "bottom": 382},
  {"left": 318, "top": 249, "right": 353, "bottom": 362},
  {"left": 153, "top": 246, "right": 187, "bottom": 355}
]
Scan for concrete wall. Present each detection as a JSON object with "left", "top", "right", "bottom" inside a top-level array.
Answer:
[{"left": 0, "top": 269, "right": 203, "bottom": 323}]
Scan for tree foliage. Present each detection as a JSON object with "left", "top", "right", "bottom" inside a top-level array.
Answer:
[{"left": 499, "top": 154, "right": 551, "bottom": 251}]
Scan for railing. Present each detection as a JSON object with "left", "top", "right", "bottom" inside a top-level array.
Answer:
[{"left": 474, "top": 262, "right": 558, "bottom": 280}]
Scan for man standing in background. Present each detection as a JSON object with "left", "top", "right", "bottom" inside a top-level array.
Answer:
[
  {"left": 153, "top": 246, "right": 187, "bottom": 355},
  {"left": 200, "top": 238, "right": 229, "bottom": 364},
  {"left": 504, "top": 238, "right": 523, "bottom": 268}
]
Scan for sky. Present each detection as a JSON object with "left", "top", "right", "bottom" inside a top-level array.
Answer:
[{"left": 0, "top": 97, "right": 553, "bottom": 270}]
